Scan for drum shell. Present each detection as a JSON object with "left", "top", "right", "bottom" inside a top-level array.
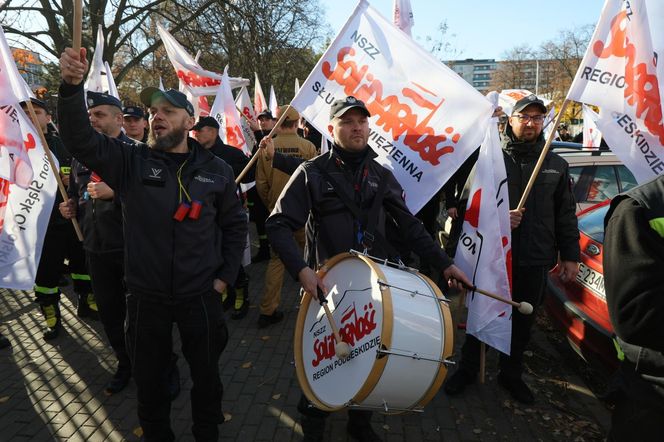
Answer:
[{"left": 294, "top": 253, "right": 453, "bottom": 413}]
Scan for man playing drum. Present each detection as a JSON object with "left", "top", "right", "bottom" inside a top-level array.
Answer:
[{"left": 265, "top": 96, "right": 471, "bottom": 442}]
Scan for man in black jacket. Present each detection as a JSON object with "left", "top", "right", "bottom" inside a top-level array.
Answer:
[
  {"left": 193, "top": 116, "right": 251, "bottom": 319},
  {"left": 444, "top": 95, "right": 580, "bottom": 404},
  {"left": 604, "top": 176, "right": 664, "bottom": 441},
  {"left": 265, "top": 96, "right": 471, "bottom": 442},
  {"left": 58, "top": 47, "right": 247, "bottom": 441},
  {"left": 60, "top": 92, "right": 143, "bottom": 395}
]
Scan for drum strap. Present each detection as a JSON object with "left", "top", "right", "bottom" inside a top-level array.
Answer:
[{"left": 314, "top": 163, "right": 399, "bottom": 258}]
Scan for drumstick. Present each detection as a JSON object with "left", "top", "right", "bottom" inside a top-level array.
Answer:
[
  {"left": 464, "top": 284, "right": 534, "bottom": 315},
  {"left": 316, "top": 287, "right": 351, "bottom": 358}
]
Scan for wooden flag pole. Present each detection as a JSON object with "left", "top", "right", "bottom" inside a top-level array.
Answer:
[
  {"left": 234, "top": 104, "right": 293, "bottom": 185},
  {"left": 516, "top": 99, "right": 570, "bottom": 210},
  {"left": 72, "top": 0, "right": 82, "bottom": 51},
  {"left": 25, "top": 102, "right": 84, "bottom": 241}
]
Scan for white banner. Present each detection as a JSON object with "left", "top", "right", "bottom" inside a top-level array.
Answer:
[
  {"left": 456, "top": 120, "right": 512, "bottom": 355},
  {"left": 269, "top": 85, "right": 278, "bottom": 116},
  {"left": 235, "top": 86, "right": 257, "bottom": 123},
  {"left": 0, "top": 105, "right": 57, "bottom": 289},
  {"left": 567, "top": 0, "right": 664, "bottom": 182},
  {"left": 497, "top": 89, "right": 552, "bottom": 117},
  {"left": 291, "top": 0, "right": 493, "bottom": 212},
  {"left": 596, "top": 109, "right": 664, "bottom": 182},
  {"left": 209, "top": 68, "right": 251, "bottom": 156},
  {"left": 0, "top": 27, "right": 31, "bottom": 106},
  {"left": 157, "top": 23, "right": 248, "bottom": 96},
  {"left": 582, "top": 105, "right": 603, "bottom": 147}
]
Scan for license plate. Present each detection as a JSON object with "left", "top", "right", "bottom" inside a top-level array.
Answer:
[{"left": 576, "top": 262, "right": 605, "bottom": 300}]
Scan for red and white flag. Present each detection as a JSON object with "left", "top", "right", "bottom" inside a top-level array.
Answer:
[
  {"left": 567, "top": 0, "right": 664, "bottom": 182},
  {"left": 253, "top": 73, "right": 267, "bottom": 114},
  {"left": 209, "top": 68, "right": 251, "bottom": 156},
  {"left": 0, "top": 27, "right": 33, "bottom": 188},
  {"left": 291, "top": 0, "right": 493, "bottom": 212},
  {"left": 393, "top": 0, "right": 414, "bottom": 36},
  {"left": 0, "top": 105, "right": 57, "bottom": 288},
  {"left": 157, "top": 23, "right": 248, "bottom": 96},
  {"left": 455, "top": 120, "right": 513, "bottom": 355},
  {"left": 269, "top": 85, "right": 278, "bottom": 116},
  {"left": 497, "top": 89, "right": 552, "bottom": 117},
  {"left": 235, "top": 86, "right": 257, "bottom": 123},
  {"left": 582, "top": 105, "right": 603, "bottom": 147},
  {"left": 294, "top": 78, "right": 301, "bottom": 97}
]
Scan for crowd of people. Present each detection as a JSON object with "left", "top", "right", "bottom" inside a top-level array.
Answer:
[{"left": 0, "top": 43, "right": 659, "bottom": 442}]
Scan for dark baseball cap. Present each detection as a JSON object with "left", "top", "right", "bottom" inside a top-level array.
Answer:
[
  {"left": 87, "top": 91, "right": 123, "bottom": 110},
  {"left": 329, "top": 96, "right": 370, "bottom": 120},
  {"left": 123, "top": 106, "right": 145, "bottom": 118},
  {"left": 21, "top": 97, "right": 49, "bottom": 113},
  {"left": 257, "top": 110, "right": 275, "bottom": 120},
  {"left": 140, "top": 87, "right": 194, "bottom": 116},
  {"left": 193, "top": 116, "right": 220, "bottom": 131},
  {"left": 512, "top": 94, "right": 547, "bottom": 115}
]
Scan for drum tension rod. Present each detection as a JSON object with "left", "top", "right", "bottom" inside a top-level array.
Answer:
[
  {"left": 376, "top": 347, "right": 456, "bottom": 366},
  {"left": 376, "top": 280, "right": 451, "bottom": 303}
]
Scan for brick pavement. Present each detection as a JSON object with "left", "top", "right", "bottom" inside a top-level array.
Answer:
[{"left": 0, "top": 246, "right": 610, "bottom": 441}]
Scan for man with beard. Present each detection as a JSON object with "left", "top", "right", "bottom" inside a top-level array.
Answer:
[
  {"left": 58, "top": 47, "right": 247, "bottom": 441},
  {"left": 444, "top": 95, "right": 580, "bottom": 404},
  {"left": 265, "top": 96, "right": 471, "bottom": 441}
]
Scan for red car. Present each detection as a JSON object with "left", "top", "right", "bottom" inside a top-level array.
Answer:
[{"left": 545, "top": 200, "right": 619, "bottom": 373}]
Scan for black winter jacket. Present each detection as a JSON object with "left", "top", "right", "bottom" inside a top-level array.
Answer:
[
  {"left": 68, "top": 132, "right": 134, "bottom": 254},
  {"left": 501, "top": 131, "right": 580, "bottom": 267},
  {"left": 604, "top": 176, "right": 664, "bottom": 397},
  {"left": 57, "top": 82, "right": 247, "bottom": 300},
  {"left": 266, "top": 146, "right": 453, "bottom": 279}
]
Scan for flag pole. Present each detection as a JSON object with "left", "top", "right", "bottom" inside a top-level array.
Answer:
[
  {"left": 72, "top": 0, "right": 82, "bottom": 52},
  {"left": 25, "top": 102, "right": 84, "bottom": 241},
  {"left": 234, "top": 104, "right": 293, "bottom": 185},
  {"left": 516, "top": 99, "right": 570, "bottom": 210}
]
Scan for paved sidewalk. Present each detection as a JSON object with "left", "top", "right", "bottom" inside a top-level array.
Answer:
[{"left": 0, "top": 255, "right": 610, "bottom": 441}]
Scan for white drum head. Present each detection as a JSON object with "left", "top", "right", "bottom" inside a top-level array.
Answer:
[{"left": 294, "top": 254, "right": 392, "bottom": 411}]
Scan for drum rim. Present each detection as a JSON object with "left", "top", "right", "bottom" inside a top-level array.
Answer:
[{"left": 293, "top": 252, "right": 393, "bottom": 411}]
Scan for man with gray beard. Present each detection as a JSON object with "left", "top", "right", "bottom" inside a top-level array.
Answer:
[{"left": 57, "top": 47, "right": 247, "bottom": 441}]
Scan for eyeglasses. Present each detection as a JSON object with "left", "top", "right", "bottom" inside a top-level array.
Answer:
[{"left": 512, "top": 114, "right": 546, "bottom": 124}]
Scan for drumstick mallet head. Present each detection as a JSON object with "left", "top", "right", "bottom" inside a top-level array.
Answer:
[
  {"left": 316, "top": 287, "right": 351, "bottom": 358},
  {"left": 464, "top": 284, "right": 534, "bottom": 316}
]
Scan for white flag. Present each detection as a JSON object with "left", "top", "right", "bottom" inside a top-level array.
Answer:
[
  {"left": 455, "top": 120, "right": 513, "bottom": 355},
  {"left": 235, "top": 86, "right": 257, "bottom": 123},
  {"left": 253, "top": 73, "right": 267, "bottom": 114},
  {"left": 393, "top": 0, "right": 414, "bottom": 36},
  {"left": 294, "top": 78, "right": 300, "bottom": 97},
  {"left": 567, "top": 0, "right": 664, "bottom": 181},
  {"left": 542, "top": 107, "right": 559, "bottom": 142},
  {"left": 320, "top": 134, "right": 331, "bottom": 155},
  {"left": 595, "top": 109, "right": 664, "bottom": 183},
  {"left": 0, "top": 105, "right": 57, "bottom": 289},
  {"left": 104, "top": 61, "right": 119, "bottom": 99},
  {"left": 582, "top": 105, "right": 603, "bottom": 147},
  {"left": 0, "top": 27, "right": 30, "bottom": 106},
  {"left": 0, "top": 28, "right": 33, "bottom": 188},
  {"left": 85, "top": 26, "right": 109, "bottom": 94},
  {"left": 291, "top": 0, "right": 493, "bottom": 212},
  {"left": 157, "top": 23, "right": 248, "bottom": 96},
  {"left": 209, "top": 68, "right": 251, "bottom": 156},
  {"left": 497, "top": 89, "right": 552, "bottom": 117},
  {"left": 159, "top": 77, "right": 165, "bottom": 91},
  {"left": 269, "top": 85, "right": 278, "bottom": 116}
]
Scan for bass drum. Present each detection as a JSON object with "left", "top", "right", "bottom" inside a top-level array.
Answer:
[{"left": 294, "top": 252, "right": 453, "bottom": 414}]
